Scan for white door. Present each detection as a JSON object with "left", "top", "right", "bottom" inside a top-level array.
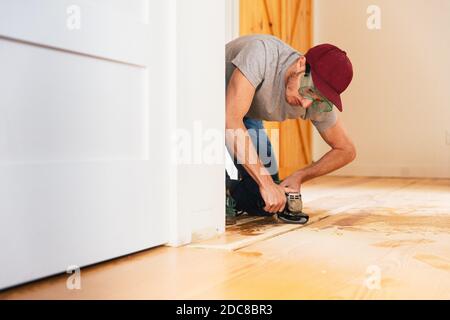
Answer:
[{"left": 0, "top": 0, "right": 169, "bottom": 289}]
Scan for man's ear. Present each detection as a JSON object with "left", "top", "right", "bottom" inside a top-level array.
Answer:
[{"left": 298, "top": 56, "right": 307, "bottom": 73}]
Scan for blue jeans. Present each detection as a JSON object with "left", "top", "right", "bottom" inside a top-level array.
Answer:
[{"left": 234, "top": 118, "right": 279, "bottom": 182}]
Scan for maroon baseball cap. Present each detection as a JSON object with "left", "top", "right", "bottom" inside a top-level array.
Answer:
[{"left": 305, "top": 44, "right": 353, "bottom": 112}]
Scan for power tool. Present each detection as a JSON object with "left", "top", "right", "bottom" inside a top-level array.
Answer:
[
  {"left": 277, "top": 192, "right": 309, "bottom": 225},
  {"left": 227, "top": 175, "right": 309, "bottom": 225},
  {"left": 255, "top": 191, "right": 309, "bottom": 224}
]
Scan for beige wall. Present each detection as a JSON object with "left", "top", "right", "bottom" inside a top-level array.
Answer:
[{"left": 313, "top": 0, "right": 450, "bottom": 178}]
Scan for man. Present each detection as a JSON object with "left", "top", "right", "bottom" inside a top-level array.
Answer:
[{"left": 226, "top": 34, "right": 356, "bottom": 221}]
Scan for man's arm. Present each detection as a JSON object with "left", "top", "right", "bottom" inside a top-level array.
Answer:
[
  {"left": 280, "top": 118, "right": 356, "bottom": 191},
  {"left": 226, "top": 68, "right": 286, "bottom": 213}
]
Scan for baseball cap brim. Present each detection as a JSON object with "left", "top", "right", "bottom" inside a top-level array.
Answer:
[{"left": 310, "top": 70, "right": 343, "bottom": 112}]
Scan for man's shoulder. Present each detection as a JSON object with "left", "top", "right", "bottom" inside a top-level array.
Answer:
[
  {"left": 226, "top": 34, "right": 284, "bottom": 50},
  {"left": 307, "top": 108, "right": 338, "bottom": 132}
]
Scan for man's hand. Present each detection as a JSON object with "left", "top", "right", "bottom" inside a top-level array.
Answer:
[
  {"left": 285, "top": 91, "right": 313, "bottom": 108},
  {"left": 280, "top": 172, "right": 302, "bottom": 193},
  {"left": 259, "top": 182, "right": 287, "bottom": 214}
]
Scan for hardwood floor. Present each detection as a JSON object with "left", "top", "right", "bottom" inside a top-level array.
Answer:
[{"left": 1, "top": 177, "right": 449, "bottom": 300}]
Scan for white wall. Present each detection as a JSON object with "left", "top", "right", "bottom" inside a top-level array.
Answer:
[
  {"left": 225, "top": 0, "right": 240, "bottom": 179},
  {"left": 168, "top": 0, "right": 226, "bottom": 245},
  {"left": 225, "top": 0, "right": 240, "bottom": 43},
  {"left": 313, "top": 0, "right": 450, "bottom": 178}
]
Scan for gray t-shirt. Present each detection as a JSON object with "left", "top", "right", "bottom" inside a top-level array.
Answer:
[{"left": 226, "top": 34, "right": 337, "bottom": 132}]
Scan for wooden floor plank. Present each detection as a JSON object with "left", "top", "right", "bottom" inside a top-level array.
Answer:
[
  {"left": 1, "top": 177, "right": 449, "bottom": 300},
  {"left": 188, "top": 211, "right": 329, "bottom": 251}
]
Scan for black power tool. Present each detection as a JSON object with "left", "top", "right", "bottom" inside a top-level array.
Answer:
[
  {"left": 228, "top": 176, "right": 309, "bottom": 224},
  {"left": 277, "top": 192, "right": 309, "bottom": 225},
  {"left": 255, "top": 191, "right": 309, "bottom": 224}
]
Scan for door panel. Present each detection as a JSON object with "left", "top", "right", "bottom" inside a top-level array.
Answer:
[
  {"left": 0, "top": 0, "right": 149, "bottom": 66},
  {"left": 0, "top": 0, "right": 168, "bottom": 289},
  {"left": 0, "top": 39, "right": 148, "bottom": 162}
]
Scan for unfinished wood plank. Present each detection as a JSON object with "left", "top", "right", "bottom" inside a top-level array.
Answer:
[
  {"left": 1, "top": 177, "right": 449, "bottom": 300},
  {"left": 188, "top": 211, "right": 329, "bottom": 251},
  {"left": 212, "top": 226, "right": 450, "bottom": 300}
]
